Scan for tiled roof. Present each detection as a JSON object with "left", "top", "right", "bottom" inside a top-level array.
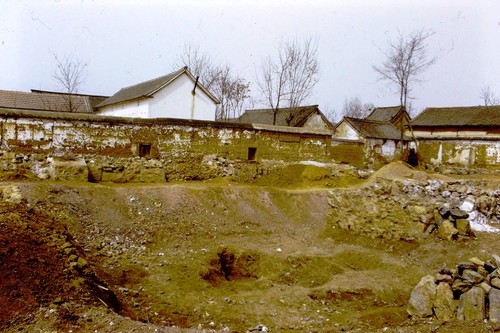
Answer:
[
  {"left": 96, "top": 67, "right": 219, "bottom": 108},
  {"left": 343, "top": 117, "right": 405, "bottom": 140},
  {"left": 0, "top": 89, "right": 107, "bottom": 113},
  {"left": 365, "top": 106, "right": 404, "bottom": 122},
  {"left": 412, "top": 106, "right": 500, "bottom": 127},
  {"left": 237, "top": 105, "right": 333, "bottom": 128}
]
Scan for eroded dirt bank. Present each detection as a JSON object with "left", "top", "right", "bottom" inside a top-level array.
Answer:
[{"left": 1, "top": 177, "right": 499, "bottom": 332}]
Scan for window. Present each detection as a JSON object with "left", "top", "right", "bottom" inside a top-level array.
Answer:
[
  {"left": 139, "top": 144, "right": 151, "bottom": 158},
  {"left": 248, "top": 147, "right": 257, "bottom": 161}
]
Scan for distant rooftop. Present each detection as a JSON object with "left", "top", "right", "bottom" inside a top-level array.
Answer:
[
  {"left": 365, "top": 106, "right": 405, "bottom": 123},
  {"left": 341, "top": 117, "right": 405, "bottom": 140},
  {"left": 0, "top": 89, "right": 108, "bottom": 113},
  {"left": 237, "top": 105, "right": 333, "bottom": 129},
  {"left": 412, "top": 106, "right": 500, "bottom": 127}
]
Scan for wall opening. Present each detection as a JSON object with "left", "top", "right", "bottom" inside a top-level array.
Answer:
[
  {"left": 248, "top": 147, "right": 257, "bottom": 161},
  {"left": 139, "top": 144, "right": 151, "bottom": 158}
]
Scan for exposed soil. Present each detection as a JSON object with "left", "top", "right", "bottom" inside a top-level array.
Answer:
[{"left": 1, "top": 166, "right": 499, "bottom": 332}]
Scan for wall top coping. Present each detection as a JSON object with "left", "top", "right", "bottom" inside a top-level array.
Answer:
[{"left": 0, "top": 108, "right": 333, "bottom": 137}]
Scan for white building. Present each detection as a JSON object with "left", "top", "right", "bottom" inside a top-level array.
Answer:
[{"left": 95, "top": 67, "right": 219, "bottom": 120}]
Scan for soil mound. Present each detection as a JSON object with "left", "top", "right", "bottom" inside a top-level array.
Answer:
[{"left": 368, "top": 161, "right": 453, "bottom": 183}]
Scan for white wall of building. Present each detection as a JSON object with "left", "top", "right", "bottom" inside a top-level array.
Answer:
[
  {"left": 97, "top": 73, "right": 217, "bottom": 120},
  {"left": 149, "top": 74, "right": 216, "bottom": 120},
  {"left": 334, "top": 122, "right": 361, "bottom": 140},
  {"left": 98, "top": 100, "right": 149, "bottom": 118},
  {"left": 302, "top": 114, "right": 331, "bottom": 131}
]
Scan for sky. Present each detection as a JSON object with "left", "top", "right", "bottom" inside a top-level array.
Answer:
[{"left": 1, "top": 0, "right": 500, "bottom": 119}]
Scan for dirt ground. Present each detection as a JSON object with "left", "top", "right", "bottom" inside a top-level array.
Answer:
[{"left": 1, "top": 166, "right": 499, "bottom": 332}]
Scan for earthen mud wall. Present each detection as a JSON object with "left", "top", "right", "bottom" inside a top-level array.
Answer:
[
  {"left": 0, "top": 109, "right": 332, "bottom": 182},
  {"left": 417, "top": 139, "right": 500, "bottom": 170},
  {"left": 330, "top": 138, "right": 403, "bottom": 169}
]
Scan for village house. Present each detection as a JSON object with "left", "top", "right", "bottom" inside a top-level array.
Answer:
[
  {"left": 0, "top": 89, "right": 108, "bottom": 113},
  {"left": 365, "top": 105, "right": 411, "bottom": 134},
  {"left": 236, "top": 105, "right": 334, "bottom": 132},
  {"left": 332, "top": 114, "right": 409, "bottom": 168},
  {"left": 410, "top": 106, "right": 500, "bottom": 168},
  {"left": 95, "top": 67, "right": 220, "bottom": 120}
]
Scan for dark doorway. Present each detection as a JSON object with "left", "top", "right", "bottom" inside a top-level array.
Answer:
[
  {"left": 139, "top": 144, "right": 151, "bottom": 158},
  {"left": 248, "top": 147, "right": 257, "bottom": 161},
  {"left": 408, "top": 148, "right": 418, "bottom": 167}
]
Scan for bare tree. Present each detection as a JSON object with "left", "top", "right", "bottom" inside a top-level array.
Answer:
[
  {"left": 480, "top": 86, "right": 500, "bottom": 106},
  {"left": 53, "top": 54, "right": 88, "bottom": 112},
  {"left": 173, "top": 43, "right": 250, "bottom": 120},
  {"left": 321, "top": 103, "right": 338, "bottom": 124},
  {"left": 210, "top": 64, "right": 251, "bottom": 120},
  {"left": 373, "top": 29, "right": 436, "bottom": 111},
  {"left": 256, "top": 37, "right": 320, "bottom": 125},
  {"left": 341, "top": 96, "right": 374, "bottom": 119}
]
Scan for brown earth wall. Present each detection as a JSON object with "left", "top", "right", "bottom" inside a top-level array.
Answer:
[
  {"left": 0, "top": 109, "right": 332, "bottom": 182},
  {"left": 329, "top": 140, "right": 365, "bottom": 168}
]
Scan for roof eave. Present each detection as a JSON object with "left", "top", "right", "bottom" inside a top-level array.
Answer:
[{"left": 96, "top": 95, "right": 152, "bottom": 109}]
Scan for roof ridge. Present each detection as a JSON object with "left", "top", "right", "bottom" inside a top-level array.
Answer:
[
  {"left": 119, "top": 67, "right": 187, "bottom": 91},
  {"left": 0, "top": 89, "right": 33, "bottom": 95},
  {"left": 30, "top": 89, "right": 109, "bottom": 98},
  {"left": 345, "top": 116, "right": 390, "bottom": 125},
  {"left": 245, "top": 105, "right": 319, "bottom": 112}
]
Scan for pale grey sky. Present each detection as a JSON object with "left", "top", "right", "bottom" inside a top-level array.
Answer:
[{"left": 1, "top": 0, "right": 499, "bottom": 118}]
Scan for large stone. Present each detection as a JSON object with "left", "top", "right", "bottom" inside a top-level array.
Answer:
[
  {"left": 450, "top": 208, "right": 469, "bottom": 219},
  {"left": 479, "top": 282, "right": 491, "bottom": 294},
  {"left": 462, "top": 269, "right": 484, "bottom": 284},
  {"left": 492, "top": 255, "right": 500, "bottom": 268},
  {"left": 455, "top": 219, "right": 472, "bottom": 236},
  {"left": 490, "top": 288, "right": 500, "bottom": 323},
  {"left": 452, "top": 279, "right": 472, "bottom": 295},
  {"left": 435, "top": 273, "right": 453, "bottom": 284},
  {"left": 457, "top": 287, "right": 485, "bottom": 321},
  {"left": 457, "top": 261, "right": 478, "bottom": 274},
  {"left": 434, "top": 209, "right": 445, "bottom": 225},
  {"left": 492, "top": 277, "right": 500, "bottom": 289},
  {"left": 48, "top": 156, "right": 89, "bottom": 182},
  {"left": 407, "top": 275, "right": 437, "bottom": 318},
  {"left": 438, "top": 220, "right": 459, "bottom": 241},
  {"left": 433, "top": 282, "right": 456, "bottom": 321},
  {"left": 468, "top": 257, "right": 485, "bottom": 267}
]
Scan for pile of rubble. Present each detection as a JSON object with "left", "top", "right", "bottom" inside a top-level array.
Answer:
[
  {"left": 328, "top": 176, "right": 500, "bottom": 241},
  {"left": 408, "top": 254, "right": 500, "bottom": 323}
]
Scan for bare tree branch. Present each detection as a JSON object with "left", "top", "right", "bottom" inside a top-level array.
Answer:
[
  {"left": 341, "top": 96, "right": 374, "bottom": 119},
  {"left": 174, "top": 43, "right": 251, "bottom": 120},
  {"left": 480, "top": 86, "right": 500, "bottom": 106},
  {"left": 256, "top": 37, "right": 320, "bottom": 125},
  {"left": 373, "top": 29, "right": 436, "bottom": 111},
  {"left": 52, "top": 54, "right": 88, "bottom": 112}
]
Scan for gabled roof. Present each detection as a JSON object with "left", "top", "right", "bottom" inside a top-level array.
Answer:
[
  {"left": 339, "top": 117, "right": 405, "bottom": 140},
  {"left": 237, "top": 105, "right": 334, "bottom": 129},
  {"left": 96, "top": 67, "right": 219, "bottom": 108},
  {"left": 412, "top": 106, "right": 500, "bottom": 127},
  {"left": 365, "top": 106, "right": 406, "bottom": 123},
  {"left": 0, "top": 89, "right": 107, "bottom": 113}
]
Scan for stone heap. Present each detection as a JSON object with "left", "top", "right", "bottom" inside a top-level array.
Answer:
[
  {"left": 328, "top": 177, "right": 500, "bottom": 241},
  {"left": 408, "top": 254, "right": 500, "bottom": 323}
]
